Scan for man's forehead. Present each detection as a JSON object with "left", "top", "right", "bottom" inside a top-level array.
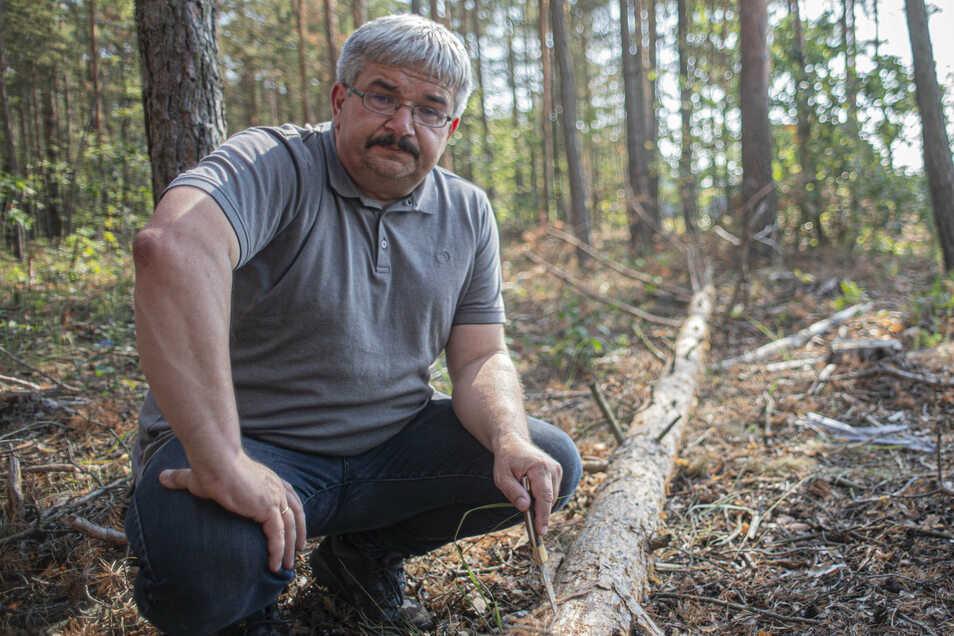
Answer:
[{"left": 357, "top": 63, "right": 453, "bottom": 99}]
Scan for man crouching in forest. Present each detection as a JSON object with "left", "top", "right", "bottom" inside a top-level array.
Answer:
[{"left": 125, "top": 14, "right": 581, "bottom": 635}]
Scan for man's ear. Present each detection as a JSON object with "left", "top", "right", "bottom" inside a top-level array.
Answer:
[
  {"left": 448, "top": 117, "right": 460, "bottom": 136},
  {"left": 330, "top": 83, "right": 347, "bottom": 120}
]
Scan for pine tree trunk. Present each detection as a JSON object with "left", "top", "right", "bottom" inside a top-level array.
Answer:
[
  {"left": 677, "top": 0, "right": 698, "bottom": 234},
  {"left": 789, "top": 0, "right": 823, "bottom": 244},
  {"left": 295, "top": 0, "right": 312, "bottom": 123},
  {"left": 506, "top": 14, "right": 523, "bottom": 199},
  {"left": 135, "top": 0, "right": 227, "bottom": 204},
  {"left": 620, "top": 0, "right": 651, "bottom": 249},
  {"left": 646, "top": 0, "right": 660, "bottom": 221},
  {"left": 0, "top": 0, "right": 16, "bottom": 176},
  {"left": 323, "top": 0, "right": 339, "bottom": 81},
  {"left": 471, "top": 0, "right": 495, "bottom": 199},
  {"left": 550, "top": 0, "right": 590, "bottom": 249},
  {"left": 89, "top": 0, "right": 104, "bottom": 137},
  {"left": 905, "top": 0, "right": 954, "bottom": 271},
  {"left": 352, "top": 0, "right": 367, "bottom": 29},
  {"left": 41, "top": 76, "right": 62, "bottom": 239},
  {"left": 0, "top": 0, "right": 20, "bottom": 256},
  {"left": 538, "top": 0, "right": 555, "bottom": 226},
  {"left": 739, "top": 0, "right": 777, "bottom": 257}
]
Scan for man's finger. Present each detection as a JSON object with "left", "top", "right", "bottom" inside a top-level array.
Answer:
[
  {"left": 158, "top": 468, "right": 192, "bottom": 491},
  {"left": 284, "top": 482, "right": 307, "bottom": 551},
  {"left": 527, "top": 468, "right": 555, "bottom": 535},
  {"left": 281, "top": 500, "right": 296, "bottom": 570},
  {"left": 495, "top": 469, "right": 530, "bottom": 511},
  {"left": 263, "top": 513, "right": 285, "bottom": 573}
]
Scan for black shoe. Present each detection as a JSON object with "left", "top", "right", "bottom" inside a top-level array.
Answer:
[
  {"left": 310, "top": 534, "right": 434, "bottom": 632},
  {"left": 217, "top": 602, "right": 290, "bottom": 636}
]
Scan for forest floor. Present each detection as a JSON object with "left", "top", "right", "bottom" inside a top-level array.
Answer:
[{"left": 1, "top": 230, "right": 953, "bottom": 635}]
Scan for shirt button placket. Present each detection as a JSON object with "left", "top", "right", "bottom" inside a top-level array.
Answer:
[{"left": 376, "top": 216, "right": 391, "bottom": 274}]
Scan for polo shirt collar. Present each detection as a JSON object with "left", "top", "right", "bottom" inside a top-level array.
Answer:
[{"left": 322, "top": 127, "right": 438, "bottom": 215}]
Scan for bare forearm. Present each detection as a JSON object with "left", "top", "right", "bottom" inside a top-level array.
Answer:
[
  {"left": 133, "top": 188, "right": 243, "bottom": 478},
  {"left": 450, "top": 350, "right": 528, "bottom": 452}
]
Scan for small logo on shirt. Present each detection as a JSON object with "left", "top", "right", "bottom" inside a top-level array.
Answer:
[{"left": 437, "top": 250, "right": 451, "bottom": 263}]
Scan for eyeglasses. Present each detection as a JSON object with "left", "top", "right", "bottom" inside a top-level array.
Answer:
[{"left": 346, "top": 85, "right": 453, "bottom": 129}]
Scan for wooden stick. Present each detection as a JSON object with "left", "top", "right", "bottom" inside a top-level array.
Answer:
[
  {"left": 582, "top": 460, "right": 609, "bottom": 473},
  {"left": 21, "top": 463, "right": 81, "bottom": 474},
  {"left": 67, "top": 515, "right": 128, "bottom": 546},
  {"left": 589, "top": 382, "right": 625, "bottom": 445},
  {"left": 524, "top": 248, "right": 682, "bottom": 328},
  {"left": 0, "top": 374, "right": 42, "bottom": 390},
  {"left": 831, "top": 364, "right": 954, "bottom": 390},
  {"left": 7, "top": 456, "right": 23, "bottom": 522},
  {"left": 0, "top": 345, "right": 83, "bottom": 392},
  {"left": 718, "top": 302, "right": 873, "bottom": 369},
  {"left": 544, "top": 226, "right": 692, "bottom": 300},
  {"left": 652, "top": 592, "right": 822, "bottom": 625}
]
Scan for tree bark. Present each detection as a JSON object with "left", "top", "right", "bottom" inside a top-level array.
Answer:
[
  {"left": 352, "top": 0, "right": 366, "bottom": 29},
  {"left": 789, "top": 0, "right": 823, "bottom": 244},
  {"left": 550, "top": 286, "right": 713, "bottom": 634},
  {"left": 550, "top": 0, "right": 590, "bottom": 250},
  {"left": 621, "top": 0, "right": 653, "bottom": 250},
  {"left": 41, "top": 74, "right": 62, "bottom": 239},
  {"left": 0, "top": 0, "right": 16, "bottom": 176},
  {"left": 294, "top": 0, "right": 312, "bottom": 123},
  {"left": 677, "top": 0, "right": 698, "bottom": 234},
  {"left": 538, "top": 0, "right": 555, "bottom": 226},
  {"left": 135, "top": 0, "right": 227, "bottom": 204},
  {"left": 905, "top": 0, "right": 954, "bottom": 271},
  {"left": 470, "top": 0, "right": 494, "bottom": 199},
  {"left": 646, "top": 0, "right": 660, "bottom": 222},
  {"left": 0, "top": 0, "right": 21, "bottom": 256},
  {"left": 88, "top": 0, "right": 104, "bottom": 137},
  {"left": 323, "top": 0, "right": 339, "bottom": 82},
  {"left": 739, "top": 0, "right": 777, "bottom": 257},
  {"left": 838, "top": 0, "right": 858, "bottom": 247},
  {"left": 506, "top": 13, "right": 524, "bottom": 200}
]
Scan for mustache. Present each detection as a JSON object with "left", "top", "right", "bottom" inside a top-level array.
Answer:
[{"left": 365, "top": 134, "right": 421, "bottom": 159}]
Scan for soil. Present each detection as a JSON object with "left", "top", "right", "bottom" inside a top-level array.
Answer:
[{"left": 1, "top": 234, "right": 952, "bottom": 635}]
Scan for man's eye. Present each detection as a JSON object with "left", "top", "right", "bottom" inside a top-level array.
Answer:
[
  {"left": 368, "top": 93, "right": 398, "bottom": 110},
  {"left": 416, "top": 107, "right": 443, "bottom": 122}
]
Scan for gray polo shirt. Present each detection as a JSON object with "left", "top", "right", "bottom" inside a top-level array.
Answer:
[{"left": 133, "top": 123, "right": 505, "bottom": 478}]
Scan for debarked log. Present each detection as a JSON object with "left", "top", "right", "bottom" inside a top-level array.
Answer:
[{"left": 548, "top": 285, "right": 713, "bottom": 635}]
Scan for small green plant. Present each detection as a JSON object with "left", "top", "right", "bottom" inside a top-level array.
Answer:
[
  {"left": 910, "top": 274, "right": 954, "bottom": 349},
  {"left": 833, "top": 279, "right": 865, "bottom": 310},
  {"left": 542, "top": 299, "right": 610, "bottom": 383}
]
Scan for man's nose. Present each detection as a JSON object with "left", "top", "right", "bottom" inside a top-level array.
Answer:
[{"left": 384, "top": 104, "right": 416, "bottom": 135}]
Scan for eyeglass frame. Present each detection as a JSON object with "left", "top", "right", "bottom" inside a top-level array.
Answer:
[{"left": 344, "top": 85, "right": 454, "bottom": 129}]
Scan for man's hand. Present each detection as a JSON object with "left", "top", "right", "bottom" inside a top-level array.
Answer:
[
  {"left": 158, "top": 453, "right": 306, "bottom": 572},
  {"left": 492, "top": 435, "right": 562, "bottom": 536}
]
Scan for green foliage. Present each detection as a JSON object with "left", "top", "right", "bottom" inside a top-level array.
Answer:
[
  {"left": 769, "top": 7, "right": 929, "bottom": 253},
  {"left": 910, "top": 274, "right": 954, "bottom": 349},
  {"left": 0, "top": 240, "right": 140, "bottom": 395},
  {"left": 833, "top": 279, "right": 865, "bottom": 310},
  {"left": 540, "top": 299, "right": 610, "bottom": 383}
]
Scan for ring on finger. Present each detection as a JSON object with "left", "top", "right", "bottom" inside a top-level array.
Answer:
[{"left": 280, "top": 505, "right": 290, "bottom": 516}]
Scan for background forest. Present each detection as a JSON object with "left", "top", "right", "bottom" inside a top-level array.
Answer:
[{"left": 1, "top": 0, "right": 951, "bottom": 263}]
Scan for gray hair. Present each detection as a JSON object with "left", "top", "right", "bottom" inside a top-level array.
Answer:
[{"left": 337, "top": 14, "right": 473, "bottom": 119}]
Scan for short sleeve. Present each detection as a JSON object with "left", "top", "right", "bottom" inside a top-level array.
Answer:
[
  {"left": 163, "top": 125, "right": 323, "bottom": 268},
  {"left": 453, "top": 194, "right": 506, "bottom": 324}
]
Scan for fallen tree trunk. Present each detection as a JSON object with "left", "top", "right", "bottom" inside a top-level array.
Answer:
[{"left": 549, "top": 285, "right": 713, "bottom": 635}]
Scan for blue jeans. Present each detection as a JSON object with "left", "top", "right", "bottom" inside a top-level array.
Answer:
[{"left": 124, "top": 397, "right": 582, "bottom": 635}]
